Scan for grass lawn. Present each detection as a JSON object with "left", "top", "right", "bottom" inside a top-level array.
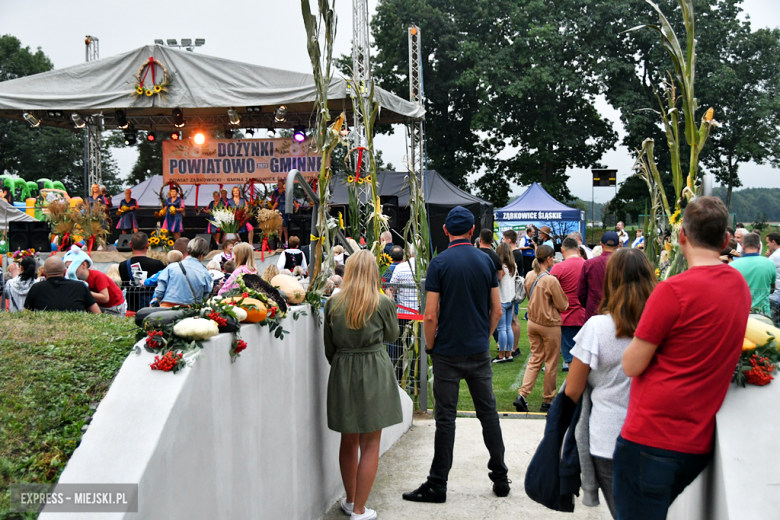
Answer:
[
  {"left": 425, "top": 313, "right": 567, "bottom": 415},
  {"left": 0, "top": 312, "right": 136, "bottom": 518}
]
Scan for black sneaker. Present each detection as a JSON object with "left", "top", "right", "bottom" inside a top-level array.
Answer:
[
  {"left": 402, "top": 482, "right": 446, "bottom": 503},
  {"left": 492, "top": 356, "right": 506, "bottom": 364},
  {"left": 512, "top": 348, "right": 521, "bottom": 358},
  {"left": 562, "top": 362, "right": 570, "bottom": 372},
  {"left": 513, "top": 394, "right": 529, "bottom": 413},
  {"left": 493, "top": 478, "right": 511, "bottom": 497},
  {"left": 505, "top": 356, "right": 514, "bottom": 362},
  {"left": 540, "top": 402, "right": 552, "bottom": 413}
]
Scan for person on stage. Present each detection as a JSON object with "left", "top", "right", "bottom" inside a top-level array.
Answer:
[
  {"left": 87, "top": 183, "right": 111, "bottom": 207},
  {"left": 162, "top": 187, "right": 185, "bottom": 239},
  {"left": 116, "top": 189, "right": 139, "bottom": 234},
  {"left": 228, "top": 186, "right": 254, "bottom": 245},
  {"left": 100, "top": 185, "right": 112, "bottom": 210},
  {"left": 270, "top": 178, "right": 299, "bottom": 248},
  {"left": 203, "top": 190, "right": 224, "bottom": 246}
]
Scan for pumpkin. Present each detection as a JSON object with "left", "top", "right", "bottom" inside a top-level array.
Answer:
[
  {"left": 222, "top": 297, "right": 268, "bottom": 323},
  {"left": 744, "top": 317, "right": 780, "bottom": 348},
  {"left": 229, "top": 306, "right": 248, "bottom": 322},
  {"left": 173, "top": 317, "right": 220, "bottom": 341},
  {"left": 271, "top": 275, "right": 306, "bottom": 304}
]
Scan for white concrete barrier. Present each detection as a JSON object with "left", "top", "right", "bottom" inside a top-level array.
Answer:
[
  {"left": 668, "top": 380, "right": 780, "bottom": 520},
  {"left": 40, "top": 307, "right": 413, "bottom": 520}
]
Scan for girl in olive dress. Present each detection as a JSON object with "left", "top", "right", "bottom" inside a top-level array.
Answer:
[{"left": 324, "top": 250, "right": 402, "bottom": 520}]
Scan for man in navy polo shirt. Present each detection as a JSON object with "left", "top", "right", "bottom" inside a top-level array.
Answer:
[{"left": 403, "top": 206, "right": 509, "bottom": 503}]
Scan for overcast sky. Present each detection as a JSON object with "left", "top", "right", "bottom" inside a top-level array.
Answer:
[{"left": 1, "top": 0, "right": 778, "bottom": 203}]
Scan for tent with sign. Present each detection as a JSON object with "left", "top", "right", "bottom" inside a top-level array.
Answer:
[
  {"left": 494, "top": 182, "right": 585, "bottom": 246},
  {"left": 330, "top": 170, "right": 493, "bottom": 254}
]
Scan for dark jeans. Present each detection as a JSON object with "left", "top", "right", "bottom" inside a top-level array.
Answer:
[
  {"left": 560, "top": 325, "right": 581, "bottom": 364},
  {"left": 612, "top": 435, "right": 711, "bottom": 520},
  {"left": 592, "top": 456, "right": 616, "bottom": 519},
  {"left": 522, "top": 255, "right": 534, "bottom": 277},
  {"left": 428, "top": 350, "right": 508, "bottom": 491}
]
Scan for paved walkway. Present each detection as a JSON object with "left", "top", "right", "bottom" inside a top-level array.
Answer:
[{"left": 322, "top": 416, "right": 611, "bottom": 520}]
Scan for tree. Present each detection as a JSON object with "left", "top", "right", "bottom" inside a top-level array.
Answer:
[
  {"left": 588, "top": 0, "right": 780, "bottom": 218},
  {"left": 370, "top": 0, "right": 617, "bottom": 207},
  {"left": 0, "top": 35, "right": 123, "bottom": 197}
]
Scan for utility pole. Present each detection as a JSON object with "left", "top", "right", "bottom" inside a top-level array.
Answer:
[
  {"left": 83, "top": 35, "right": 101, "bottom": 197},
  {"left": 408, "top": 25, "right": 425, "bottom": 183}
]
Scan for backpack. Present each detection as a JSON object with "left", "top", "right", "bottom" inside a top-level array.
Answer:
[{"left": 513, "top": 267, "right": 526, "bottom": 303}]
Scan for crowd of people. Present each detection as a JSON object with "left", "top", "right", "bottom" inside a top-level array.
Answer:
[{"left": 319, "top": 200, "right": 750, "bottom": 520}]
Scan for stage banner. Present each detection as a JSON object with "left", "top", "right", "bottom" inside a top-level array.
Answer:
[{"left": 162, "top": 138, "right": 326, "bottom": 184}]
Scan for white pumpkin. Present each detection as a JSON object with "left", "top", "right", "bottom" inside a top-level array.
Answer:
[
  {"left": 229, "top": 306, "right": 248, "bottom": 322},
  {"left": 173, "top": 317, "right": 220, "bottom": 341},
  {"left": 271, "top": 275, "right": 306, "bottom": 304}
]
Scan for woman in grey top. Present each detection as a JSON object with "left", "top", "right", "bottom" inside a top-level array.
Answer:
[{"left": 564, "top": 248, "right": 656, "bottom": 518}]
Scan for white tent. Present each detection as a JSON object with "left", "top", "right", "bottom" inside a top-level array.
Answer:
[{"left": 0, "top": 45, "right": 423, "bottom": 131}]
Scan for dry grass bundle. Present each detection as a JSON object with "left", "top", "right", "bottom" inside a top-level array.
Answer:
[{"left": 256, "top": 208, "right": 283, "bottom": 235}]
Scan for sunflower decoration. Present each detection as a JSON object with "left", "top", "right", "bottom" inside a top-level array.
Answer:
[
  {"left": 669, "top": 209, "right": 682, "bottom": 226},
  {"left": 132, "top": 57, "right": 172, "bottom": 99},
  {"left": 378, "top": 252, "right": 393, "bottom": 268},
  {"left": 168, "top": 240, "right": 175, "bottom": 247},
  {"left": 149, "top": 227, "right": 173, "bottom": 252}
]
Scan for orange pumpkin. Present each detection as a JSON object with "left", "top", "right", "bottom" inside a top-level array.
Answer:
[{"left": 222, "top": 297, "right": 268, "bottom": 323}]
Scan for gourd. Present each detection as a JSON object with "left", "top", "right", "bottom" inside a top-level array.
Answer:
[
  {"left": 742, "top": 338, "right": 757, "bottom": 352},
  {"left": 744, "top": 317, "right": 780, "bottom": 348},
  {"left": 271, "top": 275, "right": 306, "bottom": 304},
  {"left": 221, "top": 297, "right": 268, "bottom": 323},
  {"left": 138, "top": 308, "right": 187, "bottom": 328},
  {"left": 229, "top": 306, "right": 248, "bottom": 322},
  {"left": 173, "top": 317, "right": 220, "bottom": 341}
]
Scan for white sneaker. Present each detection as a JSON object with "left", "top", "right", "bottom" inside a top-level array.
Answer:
[
  {"left": 340, "top": 498, "right": 353, "bottom": 516},
  {"left": 350, "top": 507, "right": 377, "bottom": 520}
]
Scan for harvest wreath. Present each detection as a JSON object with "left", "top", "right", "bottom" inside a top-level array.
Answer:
[{"left": 133, "top": 57, "right": 172, "bottom": 98}]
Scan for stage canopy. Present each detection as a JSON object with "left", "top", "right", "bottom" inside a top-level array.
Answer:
[
  {"left": 330, "top": 170, "right": 493, "bottom": 253},
  {"left": 494, "top": 182, "right": 585, "bottom": 240},
  {"left": 0, "top": 45, "right": 424, "bottom": 131}
]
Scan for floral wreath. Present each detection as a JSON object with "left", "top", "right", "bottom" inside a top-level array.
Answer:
[
  {"left": 345, "top": 146, "right": 372, "bottom": 185},
  {"left": 241, "top": 180, "right": 269, "bottom": 206},
  {"left": 133, "top": 57, "right": 171, "bottom": 98}
]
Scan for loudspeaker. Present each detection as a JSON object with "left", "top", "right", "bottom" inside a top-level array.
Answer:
[
  {"left": 117, "top": 235, "right": 133, "bottom": 252},
  {"left": 380, "top": 195, "right": 399, "bottom": 229},
  {"left": 9, "top": 221, "right": 51, "bottom": 253},
  {"left": 195, "top": 233, "right": 214, "bottom": 250},
  {"left": 288, "top": 216, "right": 312, "bottom": 247}
]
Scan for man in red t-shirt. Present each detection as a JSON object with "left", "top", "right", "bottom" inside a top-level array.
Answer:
[
  {"left": 550, "top": 237, "right": 585, "bottom": 371},
  {"left": 75, "top": 261, "right": 127, "bottom": 316},
  {"left": 613, "top": 197, "right": 751, "bottom": 520}
]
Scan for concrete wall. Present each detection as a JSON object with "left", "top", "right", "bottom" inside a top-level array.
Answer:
[
  {"left": 668, "top": 381, "right": 780, "bottom": 520},
  {"left": 40, "top": 307, "right": 413, "bottom": 520}
]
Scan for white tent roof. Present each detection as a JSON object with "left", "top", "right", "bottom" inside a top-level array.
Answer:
[
  {"left": 0, "top": 45, "right": 423, "bottom": 131},
  {"left": 0, "top": 200, "right": 35, "bottom": 231}
]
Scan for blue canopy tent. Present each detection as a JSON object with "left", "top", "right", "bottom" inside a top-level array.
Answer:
[{"left": 494, "top": 182, "right": 585, "bottom": 245}]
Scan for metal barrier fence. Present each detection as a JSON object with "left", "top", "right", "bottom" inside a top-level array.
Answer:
[{"left": 381, "top": 279, "right": 428, "bottom": 413}]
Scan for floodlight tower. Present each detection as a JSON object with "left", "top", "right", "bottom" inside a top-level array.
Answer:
[
  {"left": 84, "top": 35, "right": 102, "bottom": 195},
  {"left": 352, "top": 0, "right": 372, "bottom": 166},
  {"left": 408, "top": 25, "right": 425, "bottom": 180}
]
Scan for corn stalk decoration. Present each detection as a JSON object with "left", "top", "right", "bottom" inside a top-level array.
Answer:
[
  {"left": 626, "top": 0, "right": 720, "bottom": 279},
  {"left": 300, "top": 0, "right": 344, "bottom": 297}
]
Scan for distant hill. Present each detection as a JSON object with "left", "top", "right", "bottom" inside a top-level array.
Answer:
[{"left": 713, "top": 187, "right": 780, "bottom": 224}]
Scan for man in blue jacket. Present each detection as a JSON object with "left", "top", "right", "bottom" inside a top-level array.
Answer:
[{"left": 402, "top": 206, "right": 509, "bottom": 503}]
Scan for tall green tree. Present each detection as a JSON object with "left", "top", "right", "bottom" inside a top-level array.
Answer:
[
  {"left": 0, "top": 35, "right": 122, "bottom": 197},
  {"left": 587, "top": 0, "right": 780, "bottom": 219}
]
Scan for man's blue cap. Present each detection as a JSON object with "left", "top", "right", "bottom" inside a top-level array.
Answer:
[
  {"left": 445, "top": 206, "right": 475, "bottom": 236},
  {"left": 601, "top": 231, "right": 619, "bottom": 246}
]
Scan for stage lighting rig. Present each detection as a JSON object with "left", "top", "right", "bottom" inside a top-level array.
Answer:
[
  {"left": 172, "top": 108, "right": 185, "bottom": 128},
  {"left": 71, "top": 113, "right": 86, "bottom": 128},
  {"left": 293, "top": 125, "right": 306, "bottom": 143}
]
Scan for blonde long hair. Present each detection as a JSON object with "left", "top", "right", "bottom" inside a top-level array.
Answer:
[
  {"left": 233, "top": 243, "right": 256, "bottom": 271},
  {"left": 330, "top": 250, "right": 380, "bottom": 329}
]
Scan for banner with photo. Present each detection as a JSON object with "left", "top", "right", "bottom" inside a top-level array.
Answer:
[{"left": 162, "top": 138, "right": 326, "bottom": 185}]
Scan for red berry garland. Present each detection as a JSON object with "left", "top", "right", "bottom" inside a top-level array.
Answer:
[
  {"left": 207, "top": 310, "right": 227, "bottom": 328},
  {"left": 744, "top": 355, "right": 775, "bottom": 386},
  {"left": 145, "top": 329, "right": 164, "bottom": 349},
  {"left": 150, "top": 351, "right": 184, "bottom": 372}
]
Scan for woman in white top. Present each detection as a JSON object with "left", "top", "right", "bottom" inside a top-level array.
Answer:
[
  {"left": 563, "top": 248, "right": 655, "bottom": 518},
  {"left": 494, "top": 243, "right": 517, "bottom": 363}
]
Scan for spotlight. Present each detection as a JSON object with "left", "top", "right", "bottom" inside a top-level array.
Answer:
[
  {"left": 267, "top": 127, "right": 276, "bottom": 138},
  {"left": 23, "top": 113, "right": 41, "bottom": 127},
  {"left": 172, "top": 108, "right": 185, "bottom": 128},
  {"left": 46, "top": 110, "right": 63, "bottom": 118},
  {"left": 227, "top": 108, "right": 240, "bottom": 126},
  {"left": 224, "top": 127, "right": 233, "bottom": 139},
  {"left": 293, "top": 125, "right": 306, "bottom": 143},
  {"left": 115, "top": 109, "right": 129, "bottom": 129},
  {"left": 71, "top": 113, "right": 86, "bottom": 128},
  {"left": 246, "top": 128, "right": 254, "bottom": 137},
  {"left": 124, "top": 126, "right": 137, "bottom": 146},
  {"left": 193, "top": 132, "right": 206, "bottom": 145},
  {"left": 246, "top": 106, "right": 262, "bottom": 113},
  {"left": 170, "top": 131, "right": 180, "bottom": 140},
  {"left": 274, "top": 105, "right": 287, "bottom": 122},
  {"left": 147, "top": 132, "right": 156, "bottom": 142}
]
